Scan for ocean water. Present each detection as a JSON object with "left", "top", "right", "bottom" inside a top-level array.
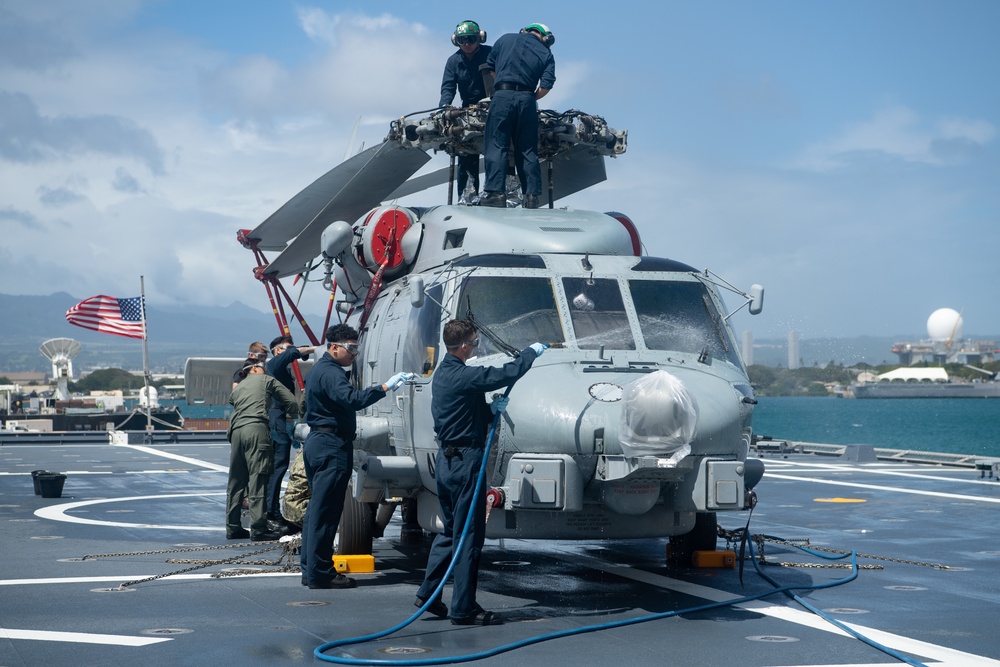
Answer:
[
  {"left": 166, "top": 397, "right": 1000, "bottom": 459},
  {"left": 753, "top": 396, "right": 1000, "bottom": 458}
]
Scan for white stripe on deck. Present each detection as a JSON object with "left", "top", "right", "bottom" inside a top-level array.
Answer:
[
  {"left": 34, "top": 493, "right": 226, "bottom": 529},
  {"left": 0, "top": 572, "right": 297, "bottom": 586},
  {"left": 0, "top": 627, "right": 171, "bottom": 646},
  {"left": 115, "top": 443, "right": 229, "bottom": 472},
  {"left": 765, "top": 458, "right": 1000, "bottom": 486},
  {"left": 764, "top": 472, "right": 1000, "bottom": 504},
  {"left": 554, "top": 548, "right": 1000, "bottom": 666}
]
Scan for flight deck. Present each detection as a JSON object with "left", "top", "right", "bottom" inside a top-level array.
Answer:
[{"left": 2, "top": 436, "right": 999, "bottom": 667}]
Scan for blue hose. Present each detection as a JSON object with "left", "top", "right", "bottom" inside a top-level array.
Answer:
[
  {"left": 315, "top": 385, "right": 514, "bottom": 664},
  {"left": 314, "top": 396, "right": 928, "bottom": 667}
]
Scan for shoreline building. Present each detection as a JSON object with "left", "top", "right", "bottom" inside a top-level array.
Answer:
[
  {"left": 788, "top": 330, "right": 800, "bottom": 370},
  {"left": 890, "top": 308, "right": 997, "bottom": 366}
]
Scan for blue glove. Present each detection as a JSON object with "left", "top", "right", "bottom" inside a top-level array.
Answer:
[
  {"left": 490, "top": 396, "right": 510, "bottom": 415},
  {"left": 385, "top": 372, "right": 415, "bottom": 391},
  {"left": 530, "top": 342, "right": 549, "bottom": 357}
]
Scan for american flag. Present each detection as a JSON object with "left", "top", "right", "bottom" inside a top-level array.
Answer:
[{"left": 65, "top": 295, "right": 146, "bottom": 340}]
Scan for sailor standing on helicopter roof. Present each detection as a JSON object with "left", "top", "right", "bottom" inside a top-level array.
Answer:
[
  {"left": 414, "top": 319, "right": 547, "bottom": 625},
  {"left": 480, "top": 22, "right": 556, "bottom": 210},
  {"left": 440, "top": 20, "right": 492, "bottom": 203}
]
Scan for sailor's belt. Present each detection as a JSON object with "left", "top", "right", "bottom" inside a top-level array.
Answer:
[
  {"left": 495, "top": 83, "right": 534, "bottom": 92},
  {"left": 441, "top": 440, "right": 482, "bottom": 458}
]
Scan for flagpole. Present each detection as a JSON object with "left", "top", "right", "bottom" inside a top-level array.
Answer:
[{"left": 140, "top": 276, "right": 152, "bottom": 432}]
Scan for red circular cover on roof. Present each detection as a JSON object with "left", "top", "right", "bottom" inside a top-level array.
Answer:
[{"left": 368, "top": 208, "right": 411, "bottom": 268}]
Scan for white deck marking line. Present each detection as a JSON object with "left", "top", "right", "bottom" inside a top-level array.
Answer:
[
  {"left": 765, "top": 458, "right": 1000, "bottom": 486},
  {"left": 0, "top": 572, "right": 298, "bottom": 586},
  {"left": 554, "top": 550, "right": 1000, "bottom": 667},
  {"left": 764, "top": 472, "right": 1000, "bottom": 504},
  {"left": 0, "top": 627, "right": 171, "bottom": 646},
  {"left": 0, "top": 471, "right": 190, "bottom": 477},
  {"left": 34, "top": 493, "right": 226, "bottom": 530},
  {"left": 116, "top": 443, "right": 229, "bottom": 472}
]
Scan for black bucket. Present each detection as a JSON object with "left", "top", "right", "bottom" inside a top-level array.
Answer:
[
  {"left": 31, "top": 469, "right": 48, "bottom": 495},
  {"left": 37, "top": 472, "right": 67, "bottom": 499}
]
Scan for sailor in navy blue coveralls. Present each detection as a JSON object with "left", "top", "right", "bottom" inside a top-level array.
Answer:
[
  {"left": 416, "top": 321, "right": 543, "bottom": 623},
  {"left": 300, "top": 326, "right": 412, "bottom": 589},
  {"left": 440, "top": 21, "right": 492, "bottom": 200},
  {"left": 264, "top": 336, "right": 313, "bottom": 520},
  {"left": 482, "top": 26, "right": 555, "bottom": 205}
]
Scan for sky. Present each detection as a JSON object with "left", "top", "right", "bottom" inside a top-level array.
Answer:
[{"left": 1, "top": 0, "right": 998, "bottom": 342}]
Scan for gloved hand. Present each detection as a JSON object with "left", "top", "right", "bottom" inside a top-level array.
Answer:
[
  {"left": 384, "top": 372, "right": 416, "bottom": 391},
  {"left": 529, "top": 342, "right": 549, "bottom": 357},
  {"left": 490, "top": 396, "right": 510, "bottom": 415}
]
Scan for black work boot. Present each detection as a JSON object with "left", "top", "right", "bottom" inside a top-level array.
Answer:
[
  {"left": 523, "top": 194, "right": 540, "bottom": 209},
  {"left": 479, "top": 192, "right": 506, "bottom": 208}
]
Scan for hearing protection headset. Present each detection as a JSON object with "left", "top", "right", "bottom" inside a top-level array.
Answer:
[
  {"left": 522, "top": 22, "right": 555, "bottom": 47},
  {"left": 452, "top": 20, "right": 486, "bottom": 46}
]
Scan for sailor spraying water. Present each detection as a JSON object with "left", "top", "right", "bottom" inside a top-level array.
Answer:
[{"left": 414, "top": 319, "right": 547, "bottom": 625}]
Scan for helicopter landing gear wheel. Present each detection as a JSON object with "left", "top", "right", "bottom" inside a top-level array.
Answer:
[
  {"left": 336, "top": 482, "right": 374, "bottom": 555},
  {"left": 399, "top": 497, "right": 426, "bottom": 545},
  {"left": 667, "top": 511, "right": 718, "bottom": 567}
]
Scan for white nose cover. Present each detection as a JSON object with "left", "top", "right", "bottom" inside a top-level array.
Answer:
[{"left": 619, "top": 370, "right": 698, "bottom": 463}]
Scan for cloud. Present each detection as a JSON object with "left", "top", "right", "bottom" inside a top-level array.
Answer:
[
  {"left": 37, "top": 185, "right": 86, "bottom": 206},
  {"left": 112, "top": 167, "right": 143, "bottom": 194},
  {"left": 0, "top": 205, "right": 42, "bottom": 230},
  {"left": 0, "top": 4, "right": 79, "bottom": 71},
  {"left": 0, "top": 91, "right": 166, "bottom": 173},
  {"left": 196, "top": 12, "right": 440, "bottom": 128},
  {"left": 795, "top": 106, "right": 996, "bottom": 171}
]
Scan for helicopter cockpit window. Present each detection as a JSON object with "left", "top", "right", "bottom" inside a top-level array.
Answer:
[
  {"left": 457, "top": 277, "right": 565, "bottom": 354},
  {"left": 628, "top": 280, "right": 741, "bottom": 366},
  {"left": 562, "top": 277, "right": 636, "bottom": 350},
  {"left": 405, "top": 284, "right": 444, "bottom": 376}
]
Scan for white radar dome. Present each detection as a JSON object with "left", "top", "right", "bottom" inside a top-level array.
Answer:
[{"left": 926, "top": 308, "right": 963, "bottom": 342}]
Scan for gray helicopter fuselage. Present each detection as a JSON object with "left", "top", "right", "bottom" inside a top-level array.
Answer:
[{"left": 337, "top": 205, "right": 760, "bottom": 540}]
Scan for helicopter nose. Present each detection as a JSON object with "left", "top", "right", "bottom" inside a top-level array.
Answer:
[
  {"left": 498, "top": 364, "right": 744, "bottom": 461},
  {"left": 619, "top": 370, "right": 698, "bottom": 462}
]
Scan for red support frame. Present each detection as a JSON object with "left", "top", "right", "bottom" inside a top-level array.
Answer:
[{"left": 238, "top": 229, "right": 324, "bottom": 391}]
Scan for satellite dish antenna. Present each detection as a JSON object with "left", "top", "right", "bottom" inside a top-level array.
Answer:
[{"left": 39, "top": 338, "right": 81, "bottom": 401}]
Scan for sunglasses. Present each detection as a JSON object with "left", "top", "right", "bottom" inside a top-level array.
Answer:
[{"left": 456, "top": 35, "right": 479, "bottom": 45}]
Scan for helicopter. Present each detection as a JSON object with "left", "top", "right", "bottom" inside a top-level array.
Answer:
[{"left": 185, "top": 102, "right": 766, "bottom": 564}]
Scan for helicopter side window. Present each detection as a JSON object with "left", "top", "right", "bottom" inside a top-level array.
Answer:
[
  {"left": 561, "top": 277, "right": 636, "bottom": 350},
  {"left": 458, "top": 277, "right": 565, "bottom": 354},
  {"left": 629, "top": 280, "right": 741, "bottom": 366},
  {"left": 405, "top": 284, "right": 444, "bottom": 376}
]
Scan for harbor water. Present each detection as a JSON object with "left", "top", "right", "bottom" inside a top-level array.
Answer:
[{"left": 753, "top": 396, "right": 1000, "bottom": 458}]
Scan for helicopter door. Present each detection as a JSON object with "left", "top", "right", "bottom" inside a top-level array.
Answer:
[{"left": 400, "top": 284, "right": 444, "bottom": 488}]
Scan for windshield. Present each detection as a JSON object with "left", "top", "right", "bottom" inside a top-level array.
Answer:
[
  {"left": 628, "top": 279, "right": 741, "bottom": 366},
  {"left": 458, "top": 276, "right": 565, "bottom": 355},
  {"left": 562, "top": 277, "right": 635, "bottom": 350}
]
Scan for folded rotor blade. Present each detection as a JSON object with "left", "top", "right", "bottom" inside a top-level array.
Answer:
[
  {"left": 541, "top": 144, "right": 608, "bottom": 200},
  {"left": 258, "top": 141, "right": 431, "bottom": 278},
  {"left": 386, "top": 148, "right": 606, "bottom": 203}
]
